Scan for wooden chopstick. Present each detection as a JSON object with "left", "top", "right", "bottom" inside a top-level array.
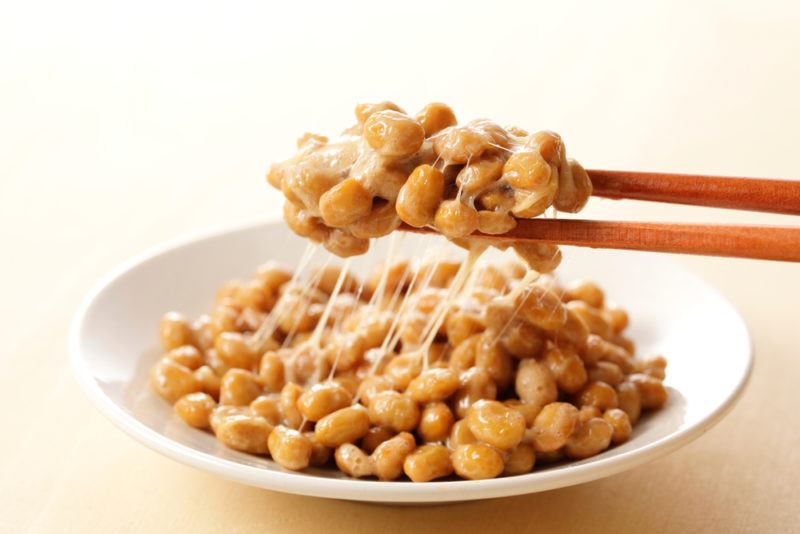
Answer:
[
  {"left": 588, "top": 170, "right": 800, "bottom": 215},
  {"left": 401, "top": 220, "right": 800, "bottom": 262}
]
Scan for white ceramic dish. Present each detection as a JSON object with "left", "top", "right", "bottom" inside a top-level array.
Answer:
[{"left": 70, "top": 218, "right": 752, "bottom": 504}]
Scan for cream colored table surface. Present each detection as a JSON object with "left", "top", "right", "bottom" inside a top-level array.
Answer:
[{"left": 2, "top": 2, "right": 799, "bottom": 532}]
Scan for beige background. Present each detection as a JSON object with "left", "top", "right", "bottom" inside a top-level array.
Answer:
[{"left": 2, "top": 1, "right": 799, "bottom": 532}]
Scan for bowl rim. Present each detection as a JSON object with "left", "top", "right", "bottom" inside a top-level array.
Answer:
[{"left": 69, "top": 217, "right": 754, "bottom": 502}]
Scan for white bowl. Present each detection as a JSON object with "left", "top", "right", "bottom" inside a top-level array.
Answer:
[{"left": 70, "top": 218, "right": 752, "bottom": 504}]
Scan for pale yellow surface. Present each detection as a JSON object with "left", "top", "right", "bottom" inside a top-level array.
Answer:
[{"left": 1, "top": 1, "right": 799, "bottom": 532}]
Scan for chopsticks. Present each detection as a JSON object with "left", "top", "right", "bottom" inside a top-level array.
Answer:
[{"left": 400, "top": 170, "right": 800, "bottom": 262}]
